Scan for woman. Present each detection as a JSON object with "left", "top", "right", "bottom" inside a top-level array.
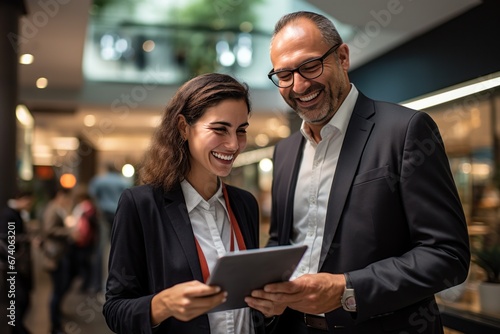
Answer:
[{"left": 103, "top": 73, "right": 264, "bottom": 333}]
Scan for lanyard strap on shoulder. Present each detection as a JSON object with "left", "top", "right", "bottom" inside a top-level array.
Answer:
[{"left": 194, "top": 183, "right": 247, "bottom": 282}]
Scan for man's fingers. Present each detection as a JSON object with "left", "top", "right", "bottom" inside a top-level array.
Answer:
[
  {"left": 262, "top": 281, "right": 298, "bottom": 293},
  {"left": 245, "top": 296, "right": 286, "bottom": 317},
  {"left": 250, "top": 288, "right": 300, "bottom": 304}
]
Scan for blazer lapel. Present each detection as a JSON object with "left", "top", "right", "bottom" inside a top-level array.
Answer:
[
  {"left": 320, "top": 94, "right": 375, "bottom": 268},
  {"left": 163, "top": 187, "right": 204, "bottom": 282},
  {"left": 280, "top": 133, "right": 305, "bottom": 245}
]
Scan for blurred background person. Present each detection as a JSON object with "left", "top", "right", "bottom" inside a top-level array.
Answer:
[
  {"left": 72, "top": 187, "right": 101, "bottom": 295},
  {"left": 40, "top": 187, "right": 76, "bottom": 334},
  {"left": 0, "top": 190, "right": 35, "bottom": 334},
  {"left": 89, "top": 162, "right": 132, "bottom": 235}
]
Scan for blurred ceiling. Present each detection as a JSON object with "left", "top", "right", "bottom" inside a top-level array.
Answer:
[{"left": 17, "top": 0, "right": 481, "bottom": 167}]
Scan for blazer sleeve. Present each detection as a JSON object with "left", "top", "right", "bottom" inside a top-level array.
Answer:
[
  {"left": 348, "top": 111, "right": 470, "bottom": 321},
  {"left": 103, "top": 188, "right": 156, "bottom": 334}
]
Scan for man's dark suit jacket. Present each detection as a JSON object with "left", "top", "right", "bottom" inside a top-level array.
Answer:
[
  {"left": 103, "top": 183, "right": 265, "bottom": 333},
  {"left": 267, "top": 92, "right": 470, "bottom": 334}
]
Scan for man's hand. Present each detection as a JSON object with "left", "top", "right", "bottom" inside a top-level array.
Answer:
[{"left": 245, "top": 273, "right": 346, "bottom": 316}]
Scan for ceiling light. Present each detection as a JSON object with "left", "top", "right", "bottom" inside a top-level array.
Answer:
[
  {"left": 266, "top": 118, "right": 280, "bottom": 130},
  {"left": 461, "top": 163, "right": 472, "bottom": 174},
  {"left": 36, "top": 77, "right": 48, "bottom": 89},
  {"left": 219, "top": 51, "right": 235, "bottom": 67},
  {"left": 51, "top": 137, "right": 79, "bottom": 151},
  {"left": 258, "top": 158, "right": 273, "bottom": 173},
  {"left": 236, "top": 47, "right": 252, "bottom": 67},
  {"left": 216, "top": 40, "right": 236, "bottom": 67},
  {"left": 277, "top": 125, "right": 290, "bottom": 138},
  {"left": 122, "top": 163, "right": 135, "bottom": 178},
  {"left": 33, "top": 145, "right": 53, "bottom": 165},
  {"left": 255, "top": 133, "right": 269, "bottom": 147},
  {"left": 16, "top": 104, "right": 34, "bottom": 127},
  {"left": 401, "top": 71, "right": 500, "bottom": 110},
  {"left": 471, "top": 163, "right": 491, "bottom": 177},
  {"left": 83, "top": 114, "right": 96, "bottom": 127},
  {"left": 115, "top": 38, "right": 128, "bottom": 53},
  {"left": 19, "top": 53, "right": 34, "bottom": 65},
  {"left": 33, "top": 145, "right": 52, "bottom": 157},
  {"left": 142, "top": 40, "right": 155, "bottom": 52},
  {"left": 60, "top": 173, "right": 77, "bottom": 189},
  {"left": 239, "top": 22, "right": 253, "bottom": 33}
]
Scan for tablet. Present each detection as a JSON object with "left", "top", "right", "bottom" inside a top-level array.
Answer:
[{"left": 206, "top": 244, "right": 307, "bottom": 312}]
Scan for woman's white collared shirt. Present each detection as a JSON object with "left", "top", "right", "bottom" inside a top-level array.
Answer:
[{"left": 181, "top": 180, "right": 254, "bottom": 334}]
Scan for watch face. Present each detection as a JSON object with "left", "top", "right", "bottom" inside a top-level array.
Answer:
[
  {"left": 342, "top": 289, "right": 356, "bottom": 312},
  {"left": 346, "top": 296, "right": 356, "bottom": 310}
]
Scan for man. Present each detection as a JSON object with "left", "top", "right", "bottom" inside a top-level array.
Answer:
[
  {"left": 245, "top": 11, "right": 470, "bottom": 334},
  {"left": 89, "top": 162, "right": 131, "bottom": 232}
]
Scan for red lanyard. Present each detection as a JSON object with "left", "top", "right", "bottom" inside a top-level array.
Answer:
[{"left": 194, "top": 183, "right": 247, "bottom": 283}]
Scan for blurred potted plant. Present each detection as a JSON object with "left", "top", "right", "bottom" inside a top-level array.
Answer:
[{"left": 473, "top": 243, "right": 500, "bottom": 314}]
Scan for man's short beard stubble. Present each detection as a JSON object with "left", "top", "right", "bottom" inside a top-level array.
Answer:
[{"left": 288, "top": 81, "right": 343, "bottom": 125}]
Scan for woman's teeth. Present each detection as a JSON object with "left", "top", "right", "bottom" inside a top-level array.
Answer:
[{"left": 212, "top": 152, "right": 233, "bottom": 161}]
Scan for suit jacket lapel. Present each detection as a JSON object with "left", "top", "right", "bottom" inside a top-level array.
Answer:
[
  {"left": 320, "top": 94, "right": 375, "bottom": 268},
  {"left": 163, "top": 187, "right": 204, "bottom": 282},
  {"left": 280, "top": 133, "right": 305, "bottom": 245}
]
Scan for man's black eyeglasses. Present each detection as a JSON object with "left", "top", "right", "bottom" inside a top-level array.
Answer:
[{"left": 267, "top": 44, "right": 340, "bottom": 88}]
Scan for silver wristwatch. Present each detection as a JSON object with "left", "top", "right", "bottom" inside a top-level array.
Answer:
[{"left": 341, "top": 288, "right": 357, "bottom": 312}]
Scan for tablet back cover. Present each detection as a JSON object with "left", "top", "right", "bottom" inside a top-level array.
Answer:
[{"left": 207, "top": 244, "right": 307, "bottom": 312}]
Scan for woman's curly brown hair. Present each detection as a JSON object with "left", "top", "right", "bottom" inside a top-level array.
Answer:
[{"left": 139, "top": 73, "right": 251, "bottom": 191}]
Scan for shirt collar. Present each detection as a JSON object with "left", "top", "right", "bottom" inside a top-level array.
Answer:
[
  {"left": 180, "top": 179, "right": 224, "bottom": 213},
  {"left": 300, "top": 84, "right": 359, "bottom": 143}
]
